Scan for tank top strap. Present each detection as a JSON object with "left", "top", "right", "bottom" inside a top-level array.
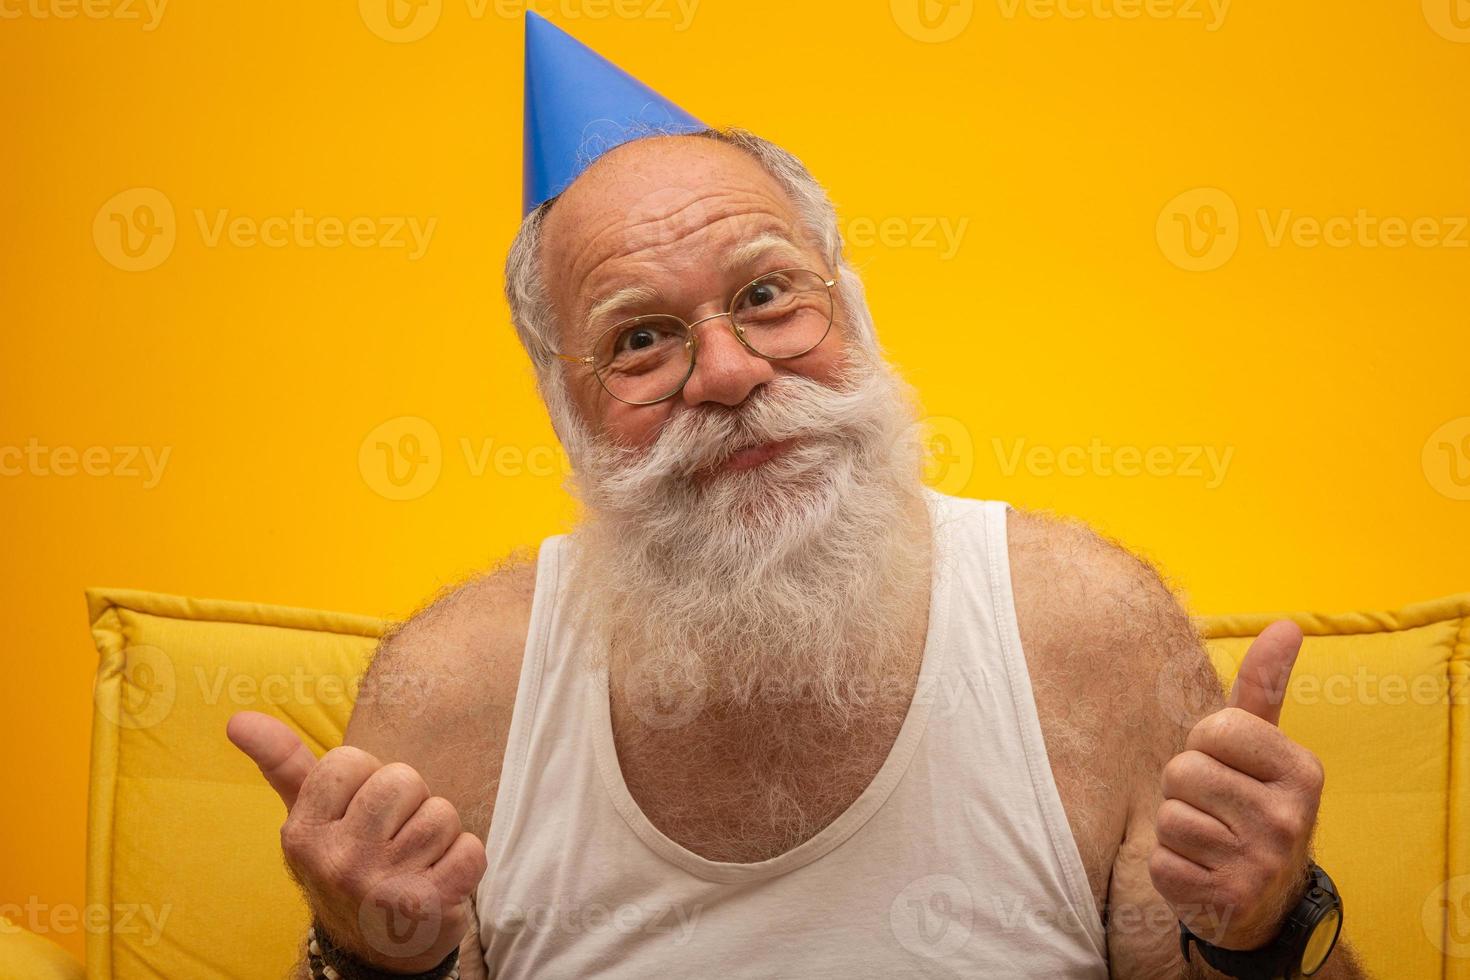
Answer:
[
  {"left": 481, "top": 532, "right": 566, "bottom": 870},
  {"left": 923, "top": 494, "right": 1107, "bottom": 957}
]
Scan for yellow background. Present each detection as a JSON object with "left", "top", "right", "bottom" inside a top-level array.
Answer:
[{"left": 2, "top": 0, "right": 1467, "bottom": 964}]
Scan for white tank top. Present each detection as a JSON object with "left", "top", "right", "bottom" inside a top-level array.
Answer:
[{"left": 476, "top": 489, "right": 1109, "bottom": 977}]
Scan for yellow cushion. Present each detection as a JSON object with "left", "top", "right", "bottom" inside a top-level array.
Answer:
[
  {"left": 1198, "top": 593, "right": 1469, "bottom": 980},
  {"left": 84, "top": 587, "right": 1468, "bottom": 979},
  {"left": 0, "top": 917, "right": 85, "bottom": 980},
  {"left": 85, "top": 588, "right": 383, "bottom": 980}
]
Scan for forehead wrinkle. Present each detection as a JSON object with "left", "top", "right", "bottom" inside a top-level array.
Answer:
[
  {"left": 573, "top": 206, "right": 788, "bottom": 297},
  {"left": 583, "top": 210, "right": 797, "bottom": 291},
  {"left": 563, "top": 185, "right": 789, "bottom": 285}
]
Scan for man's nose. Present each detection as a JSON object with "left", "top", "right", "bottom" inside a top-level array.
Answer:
[{"left": 678, "top": 313, "right": 777, "bottom": 408}]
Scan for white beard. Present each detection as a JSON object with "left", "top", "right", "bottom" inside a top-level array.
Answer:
[{"left": 561, "top": 343, "right": 935, "bottom": 729}]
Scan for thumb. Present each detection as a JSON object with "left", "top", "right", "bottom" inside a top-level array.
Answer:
[
  {"left": 1227, "top": 619, "right": 1304, "bottom": 726},
  {"left": 227, "top": 710, "right": 317, "bottom": 810}
]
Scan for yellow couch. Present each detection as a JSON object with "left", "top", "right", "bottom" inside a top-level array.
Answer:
[{"left": 4, "top": 587, "right": 1467, "bottom": 979}]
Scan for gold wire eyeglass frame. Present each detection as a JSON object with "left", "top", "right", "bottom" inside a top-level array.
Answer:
[{"left": 552, "top": 266, "right": 841, "bottom": 406}]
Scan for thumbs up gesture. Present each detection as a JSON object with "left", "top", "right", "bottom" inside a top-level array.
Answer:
[
  {"left": 226, "top": 711, "right": 486, "bottom": 973},
  {"left": 1149, "top": 620, "right": 1326, "bottom": 950}
]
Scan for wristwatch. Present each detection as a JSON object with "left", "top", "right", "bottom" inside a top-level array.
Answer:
[{"left": 1178, "top": 862, "right": 1343, "bottom": 979}]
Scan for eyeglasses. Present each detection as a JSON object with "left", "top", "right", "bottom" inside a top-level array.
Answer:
[{"left": 553, "top": 267, "right": 839, "bottom": 406}]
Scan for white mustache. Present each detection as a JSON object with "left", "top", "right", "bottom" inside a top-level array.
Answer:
[{"left": 586, "top": 360, "right": 893, "bottom": 491}]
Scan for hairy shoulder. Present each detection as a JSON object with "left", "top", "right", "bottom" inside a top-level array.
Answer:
[
  {"left": 1005, "top": 504, "right": 1206, "bottom": 696},
  {"left": 1008, "top": 506, "right": 1184, "bottom": 640},
  {"left": 1005, "top": 503, "right": 1225, "bottom": 755},
  {"left": 1003, "top": 505, "right": 1224, "bottom": 914},
  {"left": 343, "top": 546, "right": 539, "bottom": 839}
]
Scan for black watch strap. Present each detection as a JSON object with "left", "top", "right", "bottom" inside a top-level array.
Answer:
[
  {"left": 1177, "top": 862, "right": 1341, "bottom": 980},
  {"left": 1180, "top": 918, "right": 1293, "bottom": 979},
  {"left": 308, "top": 920, "right": 461, "bottom": 980}
]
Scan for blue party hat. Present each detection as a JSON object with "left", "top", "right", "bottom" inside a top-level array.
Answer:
[{"left": 523, "top": 10, "right": 705, "bottom": 216}]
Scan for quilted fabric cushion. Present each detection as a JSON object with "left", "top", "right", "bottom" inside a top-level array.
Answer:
[
  {"left": 1198, "top": 594, "right": 1469, "bottom": 980},
  {"left": 0, "top": 915, "right": 85, "bottom": 980},
  {"left": 85, "top": 589, "right": 383, "bottom": 980},
  {"left": 84, "top": 587, "right": 1468, "bottom": 979}
]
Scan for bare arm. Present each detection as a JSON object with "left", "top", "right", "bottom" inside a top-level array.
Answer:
[
  {"left": 1077, "top": 541, "right": 1368, "bottom": 977},
  {"left": 1111, "top": 609, "right": 1371, "bottom": 978},
  {"left": 1005, "top": 507, "right": 1368, "bottom": 978},
  {"left": 280, "top": 549, "right": 537, "bottom": 979}
]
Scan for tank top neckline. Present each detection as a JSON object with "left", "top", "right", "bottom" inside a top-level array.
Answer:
[{"left": 585, "top": 486, "right": 958, "bottom": 884}]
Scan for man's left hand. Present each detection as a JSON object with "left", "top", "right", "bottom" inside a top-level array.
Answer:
[{"left": 1149, "top": 619, "right": 1325, "bottom": 949}]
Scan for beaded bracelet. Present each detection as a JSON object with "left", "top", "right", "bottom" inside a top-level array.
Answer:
[{"left": 307, "top": 921, "right": 461, "bottom": 980}]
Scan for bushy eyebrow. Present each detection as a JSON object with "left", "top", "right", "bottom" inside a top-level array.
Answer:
[
  {"left": 584, "top": 283, "right": 663, "bottom": 338},
  {"left": 578, "top": 232, "right": 811, "bottom": 344},
  {"left": 726, "top": 232, "right": 808, "bottom": 271}
]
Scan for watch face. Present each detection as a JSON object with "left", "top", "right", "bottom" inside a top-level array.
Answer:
[{"left": 1300, "top": 906, "right": 1343, "bottom": 975}]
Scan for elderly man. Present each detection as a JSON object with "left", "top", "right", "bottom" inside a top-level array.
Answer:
[{"left": 228, "top": 124, "right": 1369, "bottom": 978}]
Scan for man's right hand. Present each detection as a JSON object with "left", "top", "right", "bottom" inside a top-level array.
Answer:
[{"left": 226, "top": 710, "right": 486, "bottom": 975}]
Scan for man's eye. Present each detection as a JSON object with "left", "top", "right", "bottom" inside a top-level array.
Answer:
[
  {"left": 742, "top": 281, "right": 787, "bottom": 309},
  {"left": 618, "top": 328, "right": 658, "bottom": 352},
  {"left": 609, "top": 321, "right": 680, "bottom": 358},
  {"left": 737, "top": 270, "right": 804, "bottom": 313}
]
